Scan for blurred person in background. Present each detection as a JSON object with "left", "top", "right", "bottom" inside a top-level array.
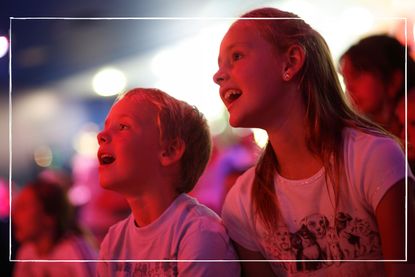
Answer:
[
  {"left": 340, "top": 34, "right": 415, "bottom": 136},
  {"left": 0, "top": 178, "right": 17, "bottom": 277},
  {"left": 190, "top": 132, "right": 259, "bottom": 214},
  {"left": 12, "top": 178, "right": 97, "bottom": 277},
  {"left": 71, "top": 154, "right": 130, "bottom": 245},
  {"left": 395, "top": 89, "right": 415, "bottom": 173}
]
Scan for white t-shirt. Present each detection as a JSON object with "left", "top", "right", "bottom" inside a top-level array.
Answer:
[
  {"left": 97, "top": 193, "right": 240, "bottom": 277},
  {"left": 222, "top": 128, "right": 412, "bottom": 277},
  {"left": 14, "top": 235, "right": 97, "bottom": 277}
]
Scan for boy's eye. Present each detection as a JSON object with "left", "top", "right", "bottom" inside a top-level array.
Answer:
[{"left": 232, "top": 52, "right": 243, "bottom": 61}]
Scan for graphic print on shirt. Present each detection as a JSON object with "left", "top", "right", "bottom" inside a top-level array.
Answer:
[
  {"left": 114, "top": 254, "right": 178, "bottom": 277},
  {"left": 264, "top": 212, "right": 381, "bottom": 274}
]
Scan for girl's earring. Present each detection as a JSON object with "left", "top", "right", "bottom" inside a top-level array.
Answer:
[{"left": 283, "top": 72, "right": 290, "bottom": 81}]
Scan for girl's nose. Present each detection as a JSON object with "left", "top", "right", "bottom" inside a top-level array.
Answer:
[
  {"left": 97, "top": 130, "right": 110, "bottom": 145},
  {"left": 213, "top": 67, "right": 227, "bottom": 85}
]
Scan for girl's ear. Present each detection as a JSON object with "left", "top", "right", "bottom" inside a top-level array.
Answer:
[
  {"left": 282, "top": 44, "right": 306, "bottom": 81},
  {"left": 159, "top": 139, "right": 186, "bottom": 166}
]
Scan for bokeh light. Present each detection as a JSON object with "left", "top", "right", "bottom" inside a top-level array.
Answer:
[
  {"left": 93, "top": 67, "right": 127, "bottom": 97},
  {"left": 33, "top": 145, "right": 53, "bottom": 167},
  {"left": 0, "top": 36, "right": 8, "bottom": 58}
]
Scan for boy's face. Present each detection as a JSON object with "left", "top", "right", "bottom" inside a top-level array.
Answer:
[{"left": 97, "top": 97, "right": 163, "bottom": 195}]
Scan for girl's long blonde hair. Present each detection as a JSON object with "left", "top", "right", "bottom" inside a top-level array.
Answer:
[{"left": 242, "top": 8, "right": 389, "bottom": 231}]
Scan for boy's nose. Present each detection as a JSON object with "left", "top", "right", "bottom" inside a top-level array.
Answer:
[{"left": 97, "top": 131, "right": 110, "bottom": 144}]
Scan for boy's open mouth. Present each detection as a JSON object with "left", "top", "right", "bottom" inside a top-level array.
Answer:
[{"left": 99, "top": 154, "right": 115, "bottom": 165}]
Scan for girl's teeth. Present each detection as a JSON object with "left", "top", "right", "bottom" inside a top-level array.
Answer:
[{"left": 225, "top": 90, "right": 242, "bottom": 101}]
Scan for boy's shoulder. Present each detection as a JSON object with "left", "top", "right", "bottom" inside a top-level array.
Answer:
[
  {"left": 99, "top": 194, "right": 233, "bottom": 260},
  {"left": 102, "top": 194, "right": 225, "bottom": 243},
  {"left": 174, "top": 193, "right": 223, "bottom": 229}
]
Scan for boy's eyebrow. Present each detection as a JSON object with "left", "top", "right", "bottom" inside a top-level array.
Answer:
[{"left": 103, "top": 114, "right": 135, "bottom": 127}]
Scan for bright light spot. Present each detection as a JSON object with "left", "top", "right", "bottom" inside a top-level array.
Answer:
[
  {"left": 17, "top": 91, "right": 60, "bottom": 122},
  {"left": 338, "top": 73, "right": 346, "bottom": 94},
  {"left": 340, "top": 7, "right": 374, "bottom": 37},
  {"left": 280, "top": 0, "right": 318, "bottom": 27},
  {"left": 73, "top": 123, "right": 99, "bottom": 157},
  {"left": 68, "top": 185, "right": 91, "bottom": 206},
  {"left": 0, "top": 36, "right": 8, "bottom": 58},
  {"left": 34, "top": 145, "right": 53, "bottom": 167},
  {"left": 93, "top": 67, "right": 127, "bottom": 97},
  {"left": 0, "top": 179, "right": 9, "bottom": 218},
  {"left": 232, "top": 128, "right": 252, "bottom": 137},
  {"left": 151, "top": 23, "right": 229, "bottom": 126},
  {"left": 252, "top": 128, "right": 268, "bottom": 148},
  {"left": 209, "top": 118, "right": 227, "bottom": 136}
]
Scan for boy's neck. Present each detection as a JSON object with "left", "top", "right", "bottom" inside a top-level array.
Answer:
[{"left": 126, "top": 190, "right": 180, "bottom": 227}]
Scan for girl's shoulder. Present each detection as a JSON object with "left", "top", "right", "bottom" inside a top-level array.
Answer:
[
  {"left": 227, "top": 166, "right": 256, "bottom": 198},
  {"left": 343, "top": 127, "right": 400, "bottom": 152}
]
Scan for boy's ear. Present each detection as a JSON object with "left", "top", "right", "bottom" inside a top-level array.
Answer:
[
  {"left": 282, "top": 44, "right": 305, "bottom": 81},
  {"left": 159, "top": 138, "right": 185, "bottom": 166}
]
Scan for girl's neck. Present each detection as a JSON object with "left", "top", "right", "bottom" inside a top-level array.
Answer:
[{"left": 268, "top": 127, "right": 323, "bottom": 180}]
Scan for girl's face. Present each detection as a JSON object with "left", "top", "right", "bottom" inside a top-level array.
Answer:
[
  {"left": 97, "top": 97, "right": 163, "bottom": 195},
  {"left": 213, "top": 21, "right": 293, "bottom": 130},
  {"left": 340, "top": 56, "right": 386, "bottom": 116},
  {"left": 13, "top": 188, "right": 50, "bottom": 243}
]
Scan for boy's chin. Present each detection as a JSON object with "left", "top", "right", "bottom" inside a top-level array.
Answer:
[{"left": 98, "top": 178, "right": 117, "bottom": 191}]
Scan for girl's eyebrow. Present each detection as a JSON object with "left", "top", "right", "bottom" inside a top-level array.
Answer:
[{"left": 218, "top": 42, "right": 251, "bottom": 65}]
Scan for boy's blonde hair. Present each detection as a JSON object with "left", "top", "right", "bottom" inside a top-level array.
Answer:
[{"left": 117, "top": 88, "right": 211, "bottom": 193}]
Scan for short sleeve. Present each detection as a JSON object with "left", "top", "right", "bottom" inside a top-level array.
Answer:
[
  {"left": 349, "top": 134, "right": 412, "bottom": 211},
  {"left": 96, "top": 233, "right": 110, "bottom": 277},
  {"left": 221, "top": 168, "right": 260, "bottom": 252}
]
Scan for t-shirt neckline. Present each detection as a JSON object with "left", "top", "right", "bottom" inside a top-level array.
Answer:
[{"left": 275, "top": 166, "right": 325, "bottom": 186}]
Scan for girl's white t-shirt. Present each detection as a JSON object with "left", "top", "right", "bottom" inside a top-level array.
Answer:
[{"left": 222, "top": 128, "right": 412, "bottom": 277}]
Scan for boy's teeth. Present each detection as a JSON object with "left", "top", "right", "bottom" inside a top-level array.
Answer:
[{"left": 101, "top": 154, "right": 115, "bottom": 164}]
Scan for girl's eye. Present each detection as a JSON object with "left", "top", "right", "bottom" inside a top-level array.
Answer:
[
  {"left": 232, "top": 52, "right": 243, "bottom": 61},
  {"left": 119, "top": 124, "right": 129, "bottom": 130}
]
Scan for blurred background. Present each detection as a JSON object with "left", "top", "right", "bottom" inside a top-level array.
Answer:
[{"left": 0, "top": 0, "right": 414, "bottom": 249}]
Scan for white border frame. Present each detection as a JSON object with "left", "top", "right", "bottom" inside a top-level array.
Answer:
[{"left": 8, "top": 16, "right": 409, "bottom": 263}]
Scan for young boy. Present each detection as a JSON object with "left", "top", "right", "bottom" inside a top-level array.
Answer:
[{"left": 96, "top": 88, "right": 240, "bottom": 276}]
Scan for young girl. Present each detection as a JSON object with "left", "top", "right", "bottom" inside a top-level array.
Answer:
[{"left": 213, "top": 7, "right": 415, "bottom": 277}]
